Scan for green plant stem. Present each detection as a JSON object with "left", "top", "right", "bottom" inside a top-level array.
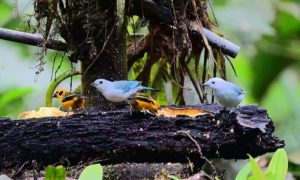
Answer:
[{"left": 45, "top": 71, "right": 81, "bottom": 107}]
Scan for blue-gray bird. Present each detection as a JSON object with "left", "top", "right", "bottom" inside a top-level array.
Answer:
[
  {"left": 203, "top": 77, "right": 244, "bottom": 107},
  {"left": 91, "top": 79, "right": 157, "bottom": 103}
]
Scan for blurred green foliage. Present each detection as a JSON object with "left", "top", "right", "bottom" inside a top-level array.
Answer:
[
  {"left": 236, "top": 149, "right": 288, "bottom": 180},
  {"left": 0, "top": 88, "right": 33, "bottom": 117},
  {"left": 0, "top": 0, "right": 300, "bottom": 178}
]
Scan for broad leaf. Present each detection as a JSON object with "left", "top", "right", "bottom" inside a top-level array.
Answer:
[
  {"left": 79, "top": 164, "right": 103, "bottom": 180},
  {"left": 265, "top": 148, "right": 288, "bottom": 180}
]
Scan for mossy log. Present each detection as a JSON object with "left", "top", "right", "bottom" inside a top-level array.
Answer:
[{"left": 0, "top": 104, "right": 284, "bottom": 171}]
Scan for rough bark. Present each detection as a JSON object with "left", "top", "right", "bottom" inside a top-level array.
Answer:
[
  {"left": 41, "top": 1, "right": 128, "bottom": 110},
  {"left": 0, "top": 104, "right": 284, "bottom": 171},
  {"left": 77, "top": 2, "right": 127, "bottom": 110}
]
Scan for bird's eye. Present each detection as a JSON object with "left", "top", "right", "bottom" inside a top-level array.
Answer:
[
  {"left": 59, "top": 91, "right": 63, "bottom": 95},
  {"left": 99, "top": 81, "right": 103, "bottom": 84},
  {"left": 212, "top": 81, "right": 215, "bottom": 84}
]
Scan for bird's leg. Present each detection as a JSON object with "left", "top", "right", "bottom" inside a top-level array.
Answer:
[
  {"left": 144, "top": 110, "right": 147, "bottom": 115},
  {"left": 81, "top": 106, "right": 88, "bottom": 114},
  {"left": 129, "top": 103, "right": 133, "bottom": 115},
  {"left": 65, "top": 107, "right": 72, "bottom": 117}
]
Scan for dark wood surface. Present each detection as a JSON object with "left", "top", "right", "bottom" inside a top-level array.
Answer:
[{"left": 0, "top": 104, "right": 284, "bottom": 170}]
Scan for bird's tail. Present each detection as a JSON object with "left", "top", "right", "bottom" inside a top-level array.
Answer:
[{"left": 140, "top": 86, "right": 160, "bottom": 92}]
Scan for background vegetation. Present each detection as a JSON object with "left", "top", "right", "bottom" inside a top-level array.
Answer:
[{"left": 0, "top": 0, "right": 299, "bottom": 178}]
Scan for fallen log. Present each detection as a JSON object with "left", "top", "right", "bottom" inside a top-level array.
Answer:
[{"left": 0, "top": 104, "right": 284, "bottom": 171}]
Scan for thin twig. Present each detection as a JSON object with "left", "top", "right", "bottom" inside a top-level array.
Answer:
[
  {"left": 177, "top": 130, "right": 218, "bottom": 177},
  {"left": 12, "top": 161, "right": 29, "bottom": 178}
]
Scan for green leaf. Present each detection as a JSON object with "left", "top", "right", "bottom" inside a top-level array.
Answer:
[
  {"left": 248, "top": 155, "right": 265, "bottom": 180},
  {"left": 265, "top": 148, "right": 288, "bottom": 180},
  {"left": 45, "top": 71, "right": 80, "bottom": 107},
  {"left": 45, "top": 165, "right": 66, "bottom": 180},
  {"left": 79, "top": 164, "right": 103, "bottom": 180},
  {"left": 235, "top": 161, "right": 253, "bottom": 180},
  {"left": 55, "top": 165, "right": 67, "bottom": 180},
  {"left": 0, "top": 88, "right": 33, "bottom": 109},
  {"left": 45, "top": 165, "right": 56, "bottom": 180},
  {"left": 168, "top": 175, "right": 180, "bottom": 180}
]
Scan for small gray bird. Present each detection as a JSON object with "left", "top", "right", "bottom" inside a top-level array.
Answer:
[{"left": 203, "top": 77, "right": 244, "bottom": 107}]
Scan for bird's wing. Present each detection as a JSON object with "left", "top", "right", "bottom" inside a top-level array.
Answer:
[
  {"left": 234, "top": 87, "right": 244, "bottom": 95},
  {"left": 229, "top": 84, "right": 244, "bottom": 95},
  {"left": 113, "top": 80, "right": 141, "bottom": 93},
  {"left": 62, "top": 92, "right": 86, "bottom": 102},
  {"left": 62, "top": 93, "right": 78, "bottom": 103}
]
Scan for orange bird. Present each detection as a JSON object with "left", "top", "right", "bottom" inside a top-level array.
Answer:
[
  {"left": 52, "top": 88, "right": 86, "bottom": 111},
  {"left": 128, "top": 93, "right": 160, "bottom": 113}
]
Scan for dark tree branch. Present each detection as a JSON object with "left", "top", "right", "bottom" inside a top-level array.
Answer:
[
  {"left": 127, "top": 35, "right": 151, "bottom": 69},
  {"left": 127, "top": 0, "right": 240, "bottom": 58},
  {"left": 0, "top": 105, "right": 284, "bottom": 170},
  {"left": 0, "top": 28, "right": 68, "bottom": 51},
  {"left": 0, "top": 0, "right": 240, "bottom": 58},
  {"left": 191, "top": 29, "right": 240, "bottom": 58},
  {"left": 126, "top": 0, "right": 173, "bottom": 24}
]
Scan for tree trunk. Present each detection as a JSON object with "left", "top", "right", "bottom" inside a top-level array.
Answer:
[
  {"left": 57, "top": 1, "right": 127, "bottom": 110},
  {"left": 80, "top": 1, "right": 127, "bottom": 109},
  {"left": 0, "top": 105, "right": 284, "bottom": 171}
]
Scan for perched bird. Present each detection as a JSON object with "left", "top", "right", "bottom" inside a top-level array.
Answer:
[
  {"left": 128, "top": 93, "right": 161, "bottom": 113},
  {"left": 91, "top": 79, "right": 158, "bottom": 103},
  {"left": 203, "top": 77, "right": 244, "bottom": 107},
  {"left": 52, "top": 88, "right": 87, "bottom": 111}
]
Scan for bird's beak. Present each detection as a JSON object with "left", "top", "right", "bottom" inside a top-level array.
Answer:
[
  {"left": 90, "top": 82, "right": 96, "bottom": 87},
  {"left": 52, "top": 94, "right": 57, "bottom": 98},
  {"left": 203, "top": 83, "right": 207, "bottom": 87}
]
